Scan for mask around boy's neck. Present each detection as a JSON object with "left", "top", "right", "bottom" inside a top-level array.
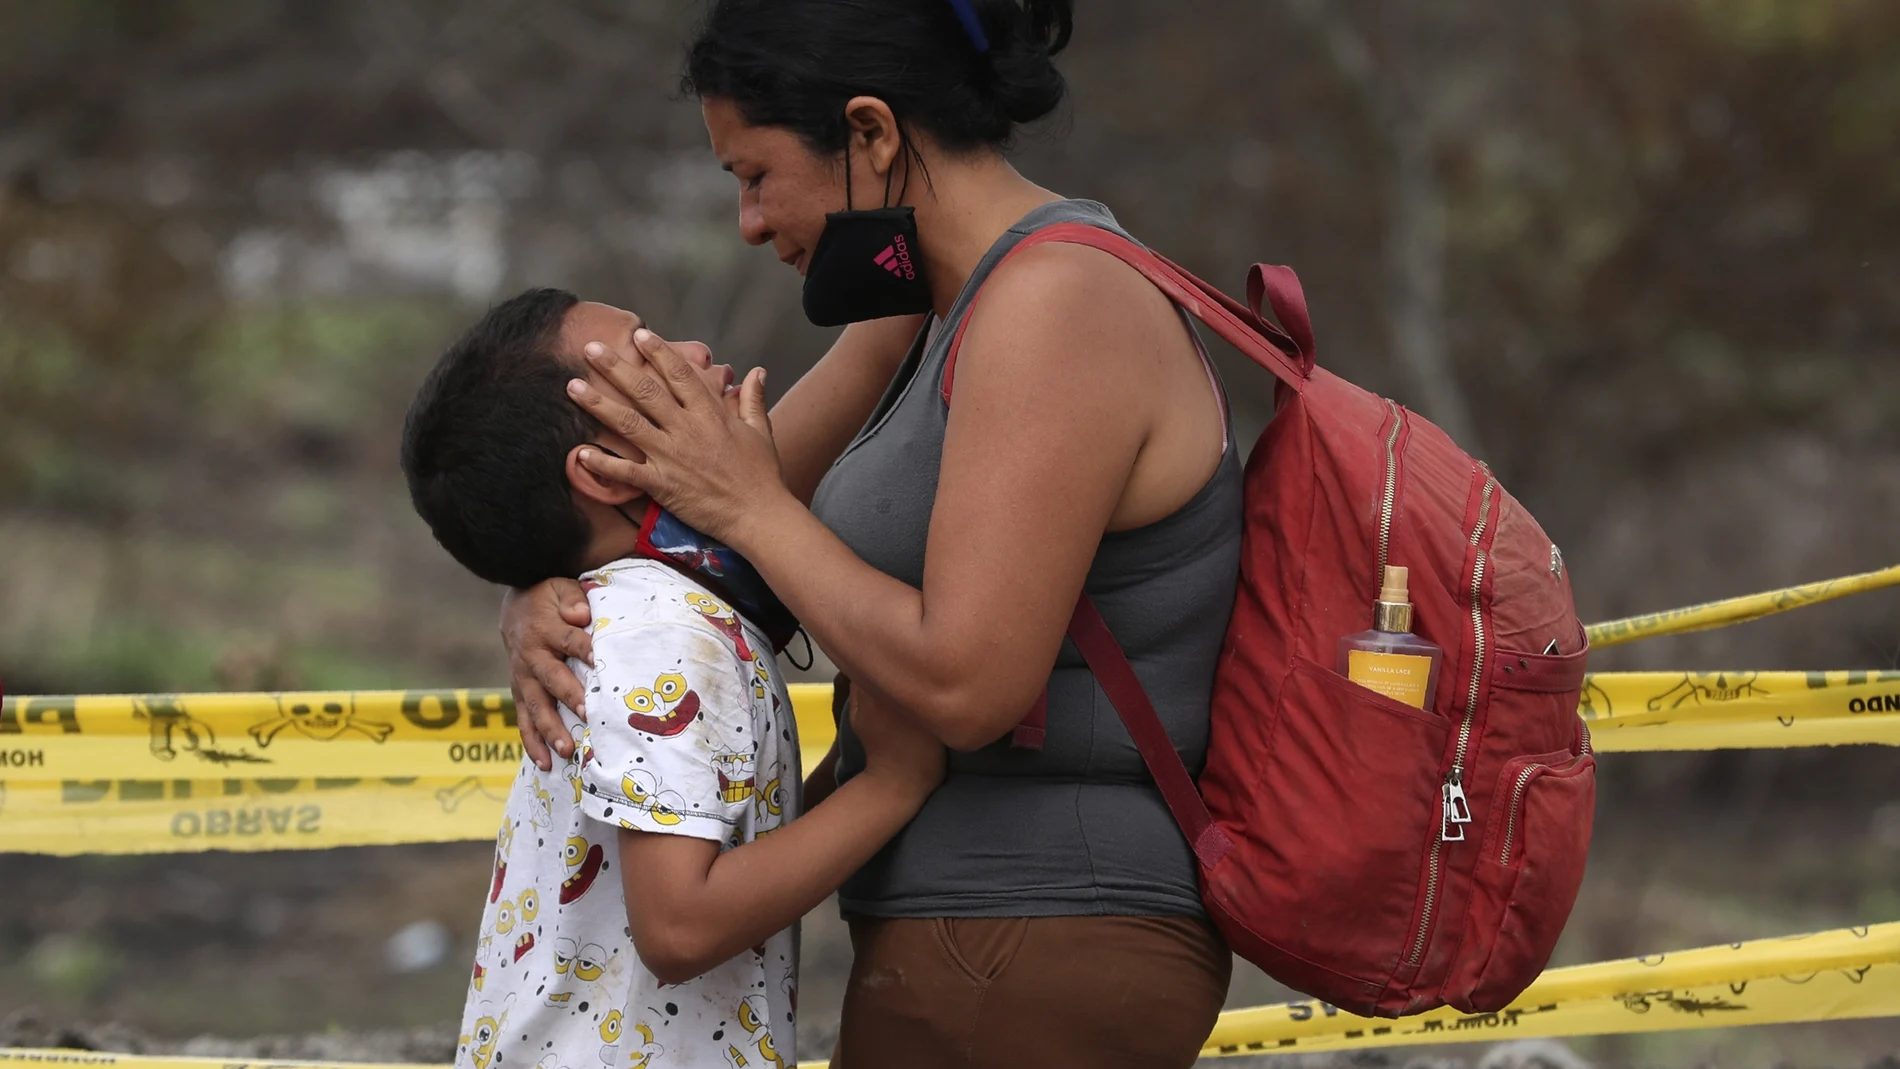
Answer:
[
  {"left": 578, "top": 439, "right": 801, "bottom": 655},
  {"left": 618, "top": 499, "right": 800, "bottom": 654}
]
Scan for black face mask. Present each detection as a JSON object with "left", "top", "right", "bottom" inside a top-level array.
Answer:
[{"left": 800, "top": 139, "right": 934, "bottom": 327}]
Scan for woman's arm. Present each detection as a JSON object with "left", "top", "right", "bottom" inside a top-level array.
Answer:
[
  {"left": 572, "top": 246, "right": 1201, "bottom": 750},
  {"left": 501, "top": 315, "right": 919, "bottom": 767},
  {"left": 502, "top": 580, "right": 594, "bottom": 768}
]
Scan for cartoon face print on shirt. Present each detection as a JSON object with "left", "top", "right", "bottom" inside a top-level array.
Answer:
[
  {"left": 712, "top": 750, "right": 757, "bottom": 805},
  {"left": 751, "top": 659, "right": 773, "bottom": 703},
  {"left": 546, "top": 937, "right": 579, "bottom": 1009},
  {"left": 598, "top": 1009, "right": 625, "bottom": 1066},
  {"left": 685, "top": 591, "right": 755, "bottom": 662},
  {"left": 530, "top": 779, "right": 556, "bottom": 829},
  {"left": 754, "top": 775, "right": 786, "bottom": 834},
  {"left": 489, "top": 821, "right": 515, "bottom": 904},
  {"left": 459, "top": 993, "right": 515, "bottom": 1069},
  {"left": 725, "top": 994, "right": 786, "bottom": 1069},
  {"left": 623, "top": 671, "right": 701, "bottom": 737},
  {"left": 625, "top": 1021, "right": 664, "bottom": 1069},
  {"left": 560, "top": 835, "right": 606, "bottom": 904},
  {"left": 619, "top": 770, "right": 686, "bottom": 826},
  {"left": 492, "top": 889, "right": 538, "bottom": 962},
  {"left": 563, "top": 755, "right": 584, "bottom": 803},
  {"left": 545, "top": 937, "right": 614, "bottom": 1010}
]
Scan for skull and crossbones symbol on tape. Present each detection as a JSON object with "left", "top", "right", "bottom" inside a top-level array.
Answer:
[
  {"left": 1645, "top": 671, "right": 1768, "bottom": 712},
  {"left": 250, "top": 694, "right": 394, "bottom": 746}
]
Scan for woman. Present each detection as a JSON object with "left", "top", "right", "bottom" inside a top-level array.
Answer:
[{"left": 503, "top": 1, "right": 1241, "bottom": 1064}]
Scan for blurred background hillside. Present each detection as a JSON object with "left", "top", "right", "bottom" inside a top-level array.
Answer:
[{"left": 2, "top": 1, "right": 1898, "bottom": 1065}]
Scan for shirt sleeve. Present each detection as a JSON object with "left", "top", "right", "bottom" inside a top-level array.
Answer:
[{"left": 578, "top": 622, "right": 756, "bottom": 844}]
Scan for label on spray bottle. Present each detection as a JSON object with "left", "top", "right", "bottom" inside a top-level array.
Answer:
[{"left": 1346, "top": 650, "right": 1434, "bottom": 709}]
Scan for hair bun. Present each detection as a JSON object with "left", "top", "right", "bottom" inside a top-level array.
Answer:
[
  {"left": 978, "top": 0, "right": 1072, "bottom": 126},
  {"left": 686, "top": 0, "right": 1075, "bottom": 153}
]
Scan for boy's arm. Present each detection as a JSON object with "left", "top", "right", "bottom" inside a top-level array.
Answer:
[
  {"left": 617, "top": 687, "right": 941, "bottom": 985},
  {"left": 800, "top": 739, "right": 841, "bottom": 810},
  {"left": 799, "top": 671, "right": 848, "bottom": 809},
  {"left": 618, "top": 764, "right": 924, "bottom": 984}
]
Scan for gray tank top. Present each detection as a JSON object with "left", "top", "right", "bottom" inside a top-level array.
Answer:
[{"left": 811, "top": 199, "right": 1243, "bottom": 918}]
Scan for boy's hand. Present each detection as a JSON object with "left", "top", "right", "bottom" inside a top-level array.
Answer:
[{"left": 850, "top": 688, "right": 946, "bottom": 801}]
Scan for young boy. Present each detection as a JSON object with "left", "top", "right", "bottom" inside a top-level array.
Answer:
[{"left": 401, "top": 287, "right": 941, "bottom": 1069}]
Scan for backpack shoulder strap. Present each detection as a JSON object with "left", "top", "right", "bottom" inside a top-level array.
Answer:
[
  {"left": 1067, "top": 595, "right": 1232, "bottom": 870},
  {"left": 941, "top": 221, "right": 1315, "bottom": 404}
]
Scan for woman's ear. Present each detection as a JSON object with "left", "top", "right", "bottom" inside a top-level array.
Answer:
[
  {"left": 842, "top": 95, "right": 904, "bottom": 178},
  {"left": 565, "top": 444, "right": 643, "bottom": 506}
]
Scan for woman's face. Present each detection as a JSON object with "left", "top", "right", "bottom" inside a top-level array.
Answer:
[{"left": 702, "top": 96, "right": 853, "bottom": 279}]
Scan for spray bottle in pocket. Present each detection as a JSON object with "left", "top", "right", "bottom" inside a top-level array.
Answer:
[{"left": 1336, "top": 566, "right": 1443, "bottom": 711}]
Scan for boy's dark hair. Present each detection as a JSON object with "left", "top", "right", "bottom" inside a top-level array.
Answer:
[
  {"left": 401, "top": 287, "right": 602, "bottom": 589},
  {"left": 682, "top": 0, "right": 1072, "bottom": 157}
]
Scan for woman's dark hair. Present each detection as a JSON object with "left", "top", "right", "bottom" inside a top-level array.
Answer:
[
  {"left": 401, "top": 287, "right": 603, "bottom": 589},
  {"left": 682, "top": 0, "right": 1073, "bottom": 154}
]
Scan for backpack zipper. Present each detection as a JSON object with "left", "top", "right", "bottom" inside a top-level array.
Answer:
[
  {"left": 1375, "top": 400, "right": 1404, "bottom": 586},
  {"left": 1370, "top": 400, "right": 1445, "bottom": 972},
  {"left": 1403, "top": 469, "right": 1496, "bottom": 969},
  {"left": 1443, "top": 472, "right": 1497, "bottom": 842},
  {"left": 1498, "top": 751, "right": 1590, "bottom": 865}
]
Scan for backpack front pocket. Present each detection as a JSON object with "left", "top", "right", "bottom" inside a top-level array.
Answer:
[
  {"left": 1448, "top": 749, "right": 1596, "bottom": 1012},
  {"left": 1243, "top": 655, "right": 1452, "bottom": 995}
]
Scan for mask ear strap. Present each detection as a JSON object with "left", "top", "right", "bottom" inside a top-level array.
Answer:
[
  {"left": 844, "top": 130, "right": 855, "bottom": 213},
  {"left": 882, "top": 137, "right": 898, "bottom": 209},
  {"left": 884, "top": 127, "right": 915, "bottom": 209}
]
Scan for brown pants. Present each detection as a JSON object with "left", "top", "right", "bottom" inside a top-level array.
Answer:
[{"left": 833, "top": 915, "right": 1231, "bottom": 1069}]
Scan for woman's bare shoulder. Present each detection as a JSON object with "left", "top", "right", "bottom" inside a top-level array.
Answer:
[{"left": 959, "top": 238, "right": 1189, "bottom": 379}]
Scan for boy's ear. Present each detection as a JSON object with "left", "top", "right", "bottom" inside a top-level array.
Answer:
[{"left": 565, "top": 444, "right": 643, "bottom": 506}]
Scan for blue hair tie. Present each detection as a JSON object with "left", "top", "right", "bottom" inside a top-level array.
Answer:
[{"left": 945, "top": 0, "right": 990, "bottom": 54}]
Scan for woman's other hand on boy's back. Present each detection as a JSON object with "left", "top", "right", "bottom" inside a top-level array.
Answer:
[
  {"left": 850, "top": 688, "right": 946, "bottom": 801},
  {"left": 502, "top": 578, "right": 593, "bottom": 768}
]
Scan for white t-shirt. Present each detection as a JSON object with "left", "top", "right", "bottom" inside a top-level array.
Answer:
[{"left": 455, "top": 559, "right": 800, "bottom": 1069}]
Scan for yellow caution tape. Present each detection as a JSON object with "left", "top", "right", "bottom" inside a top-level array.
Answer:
[
  {"left": 1581, "top": 670, "right": 1900, "bottom": 727},
  {"left": 6, "top": 671, "right": 1899, "bottom": 854},
  {"left": 6, "top": 674, "right": 1900, "bottom": 854},
  {"left": 1203, "top": 922, "right": 1900, "bottom": 1056},
  {"left": 0, "top": 774, "right": 515, "bottom": 855},
  {"left": 1585, "top": 564, "right": 1900, "bottom": 649},
  {"left": 0, "top": 686, "right": 835, "bottom": 856},
  {"left": 0, "top": 688, "right": 837, "bottom": 782},
  {"left": 1589, "top": 714, "right": 1900, "bottom": 751},
  {"left": 1580, "top": 670, "right": 1900, "bottom": 751}
]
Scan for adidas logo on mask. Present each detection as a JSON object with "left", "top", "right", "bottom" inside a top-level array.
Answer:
[{"left": 873, "top": 234, "right": 917, "bottom": 280}]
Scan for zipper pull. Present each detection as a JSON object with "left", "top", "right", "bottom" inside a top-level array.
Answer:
[
  {"left": 1441, "top": 772, "right": 1472, "bottom": 841},
  {"left": 1440, "top": 782, "right": 1465, "bottom": 841}
]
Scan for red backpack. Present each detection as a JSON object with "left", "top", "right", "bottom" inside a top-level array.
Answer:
[{"left": 945, "top": 223, "right": 1595, "bottom": 1018}]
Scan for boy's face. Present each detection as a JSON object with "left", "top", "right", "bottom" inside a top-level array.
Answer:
[
  {"left": 558, "top": 302, "right": 740, "bottom": 416},
  {"left": 553, "top": 302, "right": 746, "bottom": 541}
]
